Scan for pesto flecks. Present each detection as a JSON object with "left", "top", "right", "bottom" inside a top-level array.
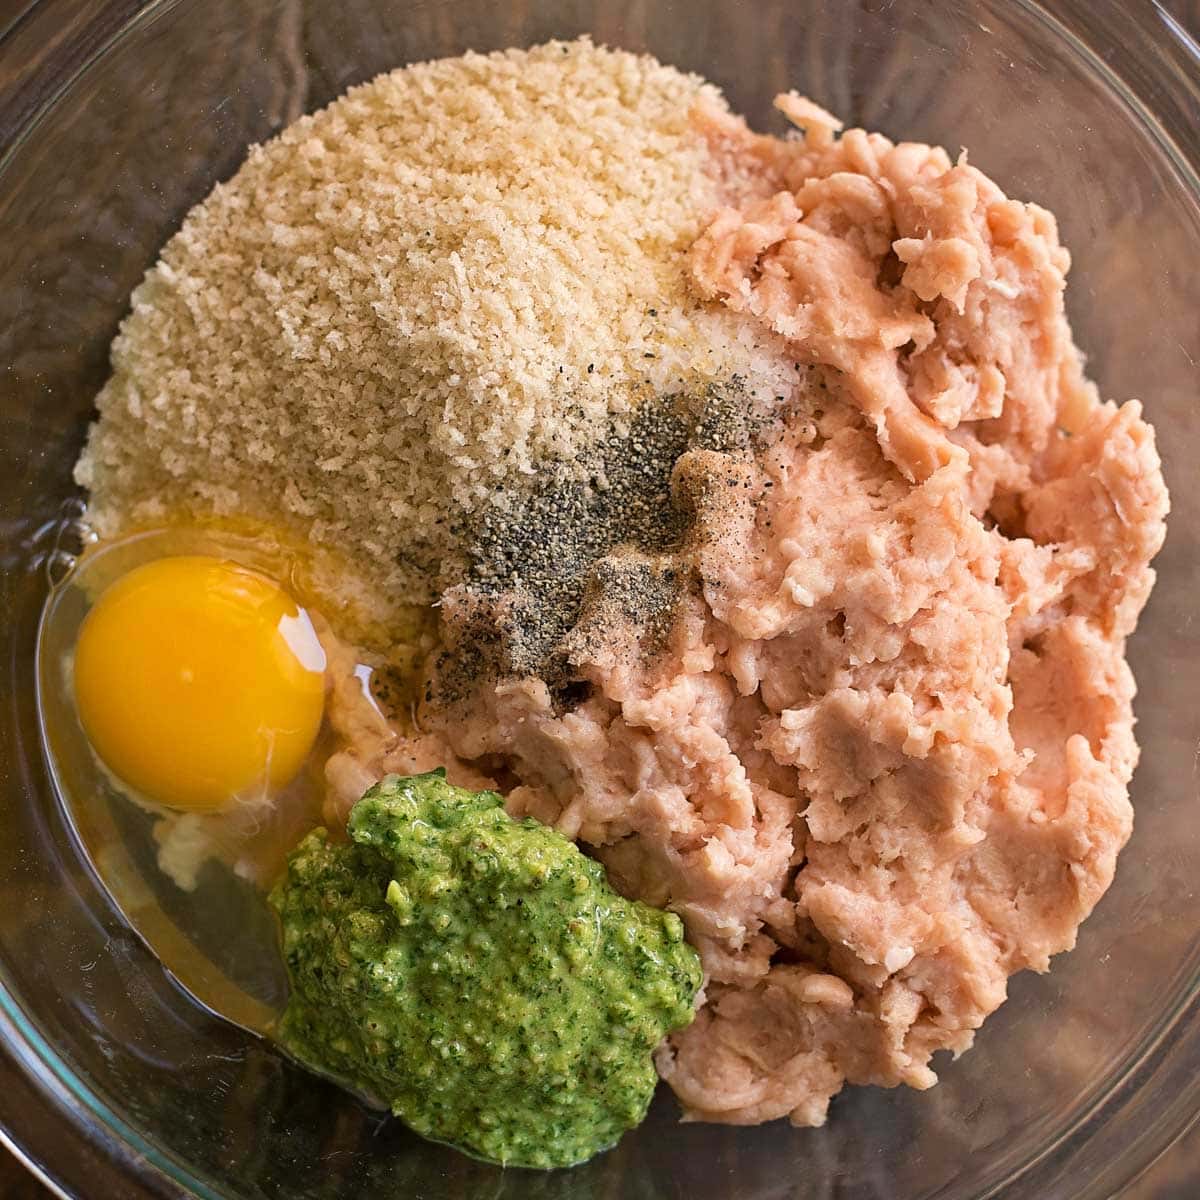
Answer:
[{"left": 270, "top": 771, "right": 702, "bottom": 1169}]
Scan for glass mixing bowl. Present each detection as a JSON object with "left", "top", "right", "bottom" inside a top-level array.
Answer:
[{"left": 1, "top": 1, "right": 1198, "bottom": 1196}]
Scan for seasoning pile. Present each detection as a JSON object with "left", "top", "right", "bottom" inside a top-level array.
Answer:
[{"left": 434, "top": 379, "right": 782, "bottom": 700}]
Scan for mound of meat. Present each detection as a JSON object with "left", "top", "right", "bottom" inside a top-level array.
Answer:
[{"left": 322, "top": 96, "right": 1168, "bottom": 1127}]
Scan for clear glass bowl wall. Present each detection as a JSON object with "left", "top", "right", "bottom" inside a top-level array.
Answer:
[{"left": 0, "top": 1, "right": 1198, "bottom": 1198}]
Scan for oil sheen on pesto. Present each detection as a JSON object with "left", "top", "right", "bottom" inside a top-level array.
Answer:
[{"left": 270, "top": 771, "right": 702, "bottom": 1169}]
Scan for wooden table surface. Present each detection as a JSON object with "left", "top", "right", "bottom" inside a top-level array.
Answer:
[
  {"left": 0, "top": 1104, "right": 1198, "bottom": 1198},
  {"left": 0, "top": 1153, "right": 52, "bottom": 1200}
]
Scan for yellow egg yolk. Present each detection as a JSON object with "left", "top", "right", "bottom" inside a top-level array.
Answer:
[{"left": 73, "top": 555, "right": 327, "bottom": 813}]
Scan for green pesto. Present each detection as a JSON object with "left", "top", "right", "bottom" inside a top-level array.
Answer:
[{"left": 269, "top": 771, "right": 702, "bottom": 1169}]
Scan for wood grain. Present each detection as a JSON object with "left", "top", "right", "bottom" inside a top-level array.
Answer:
[{"left": 0, "top": 1150, "right": 51, "bottom": 1200}]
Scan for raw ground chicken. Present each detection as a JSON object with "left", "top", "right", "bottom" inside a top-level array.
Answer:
[
  {"left": 78, "top": 42, "right": 1168, "bottom": 1131},
  {"left": 319, "top": 90, "right": 1167, "bottom": 1126}
]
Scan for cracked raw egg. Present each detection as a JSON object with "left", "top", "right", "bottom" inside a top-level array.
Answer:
[{"left": 72, "top": 555, "right": 327, "bottom": 813}]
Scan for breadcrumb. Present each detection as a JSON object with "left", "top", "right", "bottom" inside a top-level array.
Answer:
[{"left": 75, "top": 39, "right": 796, "bottom": 617}]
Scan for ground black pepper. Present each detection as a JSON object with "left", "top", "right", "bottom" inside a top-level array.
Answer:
[{"left": 430, "top": 379, "right": 773, "bottom": 703}]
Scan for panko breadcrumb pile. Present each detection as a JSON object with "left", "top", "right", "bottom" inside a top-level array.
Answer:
[{"left": 76, "top": 39, "right": 796, "bottom": 614}]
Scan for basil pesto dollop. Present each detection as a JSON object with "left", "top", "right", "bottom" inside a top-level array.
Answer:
[{"left": 270, "top": 770, "right": 702, "bottom": 1169}]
